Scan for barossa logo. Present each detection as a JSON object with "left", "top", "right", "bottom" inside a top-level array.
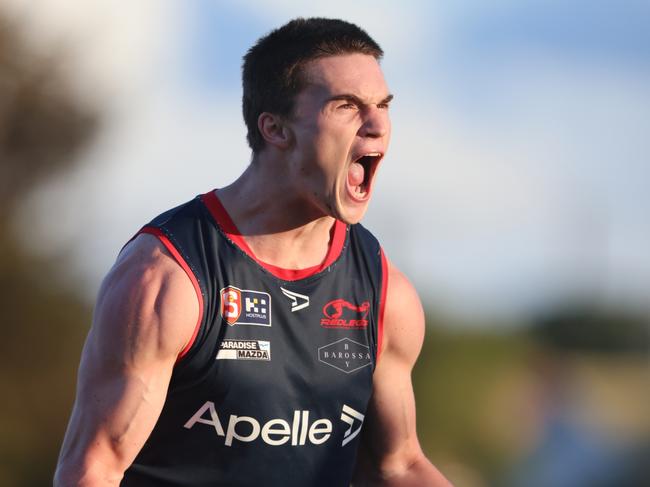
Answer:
[
  {"left": 318, "top": 338, "right": 372, "bottom": 374},
  {"left": 184, "top": 402, "right": 364, "bottom": 447},
  {"left": 321, "top": 299, "right": 370, "bottom": 328}
]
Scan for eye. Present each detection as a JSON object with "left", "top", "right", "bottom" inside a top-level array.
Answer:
[
  {"left": 377, "top": 102, "right": 390, "bottom": 110},
  {"left": 338, "top": 102, "right": 357, "bottom": 110}
]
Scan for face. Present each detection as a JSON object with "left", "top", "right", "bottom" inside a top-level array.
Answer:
[{"left": 285, "top": 53, "right": 392, "bottom": 224}]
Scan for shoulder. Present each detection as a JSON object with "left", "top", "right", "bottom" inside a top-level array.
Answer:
[
  {"left": 111, "top": 232, "right": 193, "bottom": 296},
  {"left": 148, "top": 195, "right": 205, "bottom": 229},
  {"left": 95, "top": 232, "right": 199, "bottom": 359},
  {"left": 380, "top": 258, "right": 425, "bottom": 366}
]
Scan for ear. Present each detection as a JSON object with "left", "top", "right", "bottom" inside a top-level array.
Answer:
[{"left": 257, "top": 112, "right": 293, "bottom": 149}]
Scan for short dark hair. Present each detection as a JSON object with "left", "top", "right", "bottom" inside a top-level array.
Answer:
[{"left": 242, "top": 17, "right": 383, "bottom": 153}]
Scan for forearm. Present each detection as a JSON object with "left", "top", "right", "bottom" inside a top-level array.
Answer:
[
  {"left": 354, "top": 453, "right": 453, "bottom": 487},
  {"left": 54, "top": 372, "right": 166, "bottom": 487},
  {"left": 54, "top": 458, "right": 123, "bottom": 487},
  {"left": 384, "top": 455, "right": 453, "bottom": 487},
  {"left": 55, "top": 408, "right": 127, "bottom": 487},
  {"left": 54, "top": 379, "right": 158, "bottom": 487}
]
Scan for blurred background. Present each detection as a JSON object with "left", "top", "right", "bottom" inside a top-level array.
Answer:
[{"left": 0, "top": 0, "right": 648, "bottom": 485}]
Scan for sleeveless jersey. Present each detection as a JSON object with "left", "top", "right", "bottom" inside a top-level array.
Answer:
[{"left": 121, "top": 190, "right": 388, "bottom": 487}]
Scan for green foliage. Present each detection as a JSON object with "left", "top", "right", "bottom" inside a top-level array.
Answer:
[
  {"left": 413, "top": 309, "right": 650, "bottom": 486},
  {"left": 0, "top": 9, "right": 98, "bottom": 486},
  {"left": 0, "top": 236, "right": 91, "bottom": 486},
  {"left": 531, "top": 304, "right": 649, "bottom": 355},
  {"left": 413, "top": 318, "right": 536, "bottom": 482}
]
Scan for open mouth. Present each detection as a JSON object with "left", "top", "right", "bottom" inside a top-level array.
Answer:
[{"left": 347, "top": 152, "right": 383, "bottom": 200}]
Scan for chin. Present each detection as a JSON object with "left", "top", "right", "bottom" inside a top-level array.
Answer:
[
  {"left": 325, "top": 189, "right": 371, "bottom": 224},
  {"left": 333, "top": 202, "right": 369, "bottom": 225}
]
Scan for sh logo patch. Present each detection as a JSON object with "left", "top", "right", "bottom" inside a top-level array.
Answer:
[
  {"left": 321, "top": 299, "right": 370, "bottom": 329},
  {"left": 216, "top": 340, "right": 271, "bottom": 361},
  {"left": 280, "top": 287, "right": 310, "bottom": 312},
  {"left": 318, "top": 338, "right": 372, "bottom": 374},
  {"left": 220, "top": 286, "right": 271, "bottom": 326}
]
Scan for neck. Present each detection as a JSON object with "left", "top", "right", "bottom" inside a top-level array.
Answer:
[{"left": 216, "top": 153, "right": 337, "bottom": 270}]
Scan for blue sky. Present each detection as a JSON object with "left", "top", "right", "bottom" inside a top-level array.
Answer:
[{"left": 9, "top": 0, "right": 650, "bottom": 322}]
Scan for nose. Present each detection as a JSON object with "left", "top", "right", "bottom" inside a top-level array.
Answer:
[{"left": 358, "top": 106, "right": 390, "bottom": 139}]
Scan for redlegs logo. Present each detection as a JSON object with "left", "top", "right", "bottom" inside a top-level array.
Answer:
[{"left": 321, "top": 299, "right": 370, "bottom": 328}]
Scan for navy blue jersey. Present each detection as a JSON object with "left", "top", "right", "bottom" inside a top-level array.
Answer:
[{"left": 121, "top": 190, "right": 388, "bottom": 487}]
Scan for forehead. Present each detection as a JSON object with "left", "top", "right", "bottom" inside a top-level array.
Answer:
[{"left": 301, "top": 53, "right": 389, "bottom": 100}]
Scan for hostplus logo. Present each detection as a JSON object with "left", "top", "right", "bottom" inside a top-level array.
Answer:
[{"left": 184, "top": 402, "right": 365, "bottom": 448}]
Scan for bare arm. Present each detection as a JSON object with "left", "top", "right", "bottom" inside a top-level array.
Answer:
[
  {"left": 353, "top": 260, "right": 453, "bottom": 487},
  {"left": 54, "top": 234, "right": 199, "bottom": 486}
]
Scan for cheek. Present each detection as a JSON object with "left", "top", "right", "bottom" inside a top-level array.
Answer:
[{"left": 318, "top": 127, "right": 354, "bottom": 162}]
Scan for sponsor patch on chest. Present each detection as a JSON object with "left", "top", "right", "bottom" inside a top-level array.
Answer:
[
  {"left": 320, "top": 299, "right": 370, "bottom": 329},
  {"left": 184, "top": 402, "right": 365, "bottom": 448},
  {"left": 318, "top": 338, "right": 372, "bottom": 374},
  {"left": 216, "top": 339, "right": 271, "bottom": 361},
  {"left": 220, "top": 286, "right": 272, "bottom": 326}
]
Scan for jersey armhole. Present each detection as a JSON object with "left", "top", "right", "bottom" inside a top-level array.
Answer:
[
  {"left": 377, "top": 247, "right": 389, "bottom": 363},
  {"left": 133, "top": 226, "right": 204, "bottom": 363}
]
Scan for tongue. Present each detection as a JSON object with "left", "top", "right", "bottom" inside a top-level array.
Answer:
[{"left": 348, "top": 161, "right": 365, "bottom": 189}]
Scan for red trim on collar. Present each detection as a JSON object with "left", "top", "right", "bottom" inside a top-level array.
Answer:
[{"left": 200, "top": 189, "right": 346, "bottom": 281}]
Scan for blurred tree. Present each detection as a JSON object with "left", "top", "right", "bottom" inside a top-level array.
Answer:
[
  {"left": 531, "top": 304, "right": 649, "bottom": 355},
  {"left": 413, "top": 316, "right": 537, "bottom": 485},
  {"left": 0, "top": 11, "right": 99, "bottom": 486},
  {"left": 414, "top": 307, "right": 649, "bottom": 487}
]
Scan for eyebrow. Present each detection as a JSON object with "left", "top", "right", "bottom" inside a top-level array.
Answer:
[{"left": 327, "top": 93, "right": 394, "bottom": 106}]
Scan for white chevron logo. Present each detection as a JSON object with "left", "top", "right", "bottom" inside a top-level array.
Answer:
[
  {"left": 280, "top": 287, "right": 310, "bottom": 312},
  {"left": 340, "top": 404, "right": 365, "bottom": 446}
]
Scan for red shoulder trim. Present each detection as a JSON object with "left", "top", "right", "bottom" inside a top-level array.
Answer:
[
  {"left": 200, "top": 189, "right": 347, "bottom": 281},
  {"left": 377, "top": 247, "right": 389, "bottom": 363},
  {"left": 138, "top": 226, "right": 204, "bottom": 363}
]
